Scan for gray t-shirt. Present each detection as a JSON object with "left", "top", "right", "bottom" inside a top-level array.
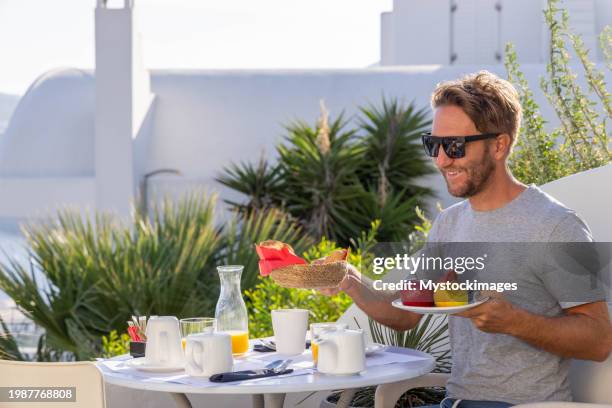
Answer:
[{"left": 427, "top": 184, "right": 598, "bottom": 404}]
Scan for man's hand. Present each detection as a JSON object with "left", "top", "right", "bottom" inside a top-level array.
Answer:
[
  {"left": 318, "top": 263, "right": 360, "bottom": 297},
  {"left": 455, "top": 292, "right": 519, "bottom": 334},
  {"left": 317, "top": 263, "right": 423, "bottom": 331},
  {"left": 457, "top": 292, "right": 612, "bottom": 361}
]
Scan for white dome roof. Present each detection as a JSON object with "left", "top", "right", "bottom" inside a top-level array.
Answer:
[{"left": 0, "top": 68, "right": 94, "bottom": 177}]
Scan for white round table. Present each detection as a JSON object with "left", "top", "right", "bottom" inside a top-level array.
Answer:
[{"left": 98, "top": 348, "right": 435, "bottom": 408}]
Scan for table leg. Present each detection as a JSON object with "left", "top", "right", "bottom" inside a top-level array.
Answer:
[
  {"left": 264, "top": 393, "right": 286, "bottom": 408},
  {"left": 252, "top": 394, "right": 264, "bottom": 408},
  {"left": 170, "top": 392, "right": 192, "bottom": 408},
  {"left": 336, "top": 389, "right": 357, "bottom": 408}
]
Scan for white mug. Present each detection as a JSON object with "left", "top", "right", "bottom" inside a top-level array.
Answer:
[
  {"left": 271, "top": 309, "right": 309, "bottom": 355},
  {"left": 144, "top": 316, "right": 185, "bottom": 367},
  {"left": 185, "top": 332, "right": 233, "bottom": 377},
  {"left": 316, "top": 329, "right": 365, "bottom": 375}
]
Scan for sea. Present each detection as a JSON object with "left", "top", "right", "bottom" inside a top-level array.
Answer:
[{"left": 0, "top": 222, "right": 43, "bottom": 354}]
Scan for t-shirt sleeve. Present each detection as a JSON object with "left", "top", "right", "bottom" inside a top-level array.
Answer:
[
  {"left": 548, "top": 212, "right": 593, "bottom": 243},
  {"left": 542, "top": 213, "right": 607, "bottom": 309}
]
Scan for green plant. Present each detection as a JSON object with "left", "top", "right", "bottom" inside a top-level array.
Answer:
[
  {"left": 369, "top": 315, "right": 450, "bottom": 373},
  {"left": 218, "top": 98, "right": 434, "bottom": 245},
  {"left": 101, "top": 330, "right": 130, "bottom": 359},
  {"left": 0, "top": 194, "right": 308, "bottom": 360},
  {"left": 352, "top": 188, "right": 422, "bottom": 244},
  {"left": 357, "top": 97, "right": 432, "bottom": 204},
  {"left": 0, "top": 196, "right": 219, "bottom": 359},
  {"left": 506, "top": 0, "right": 611, "bottom": 185},
  {"left": 406, "top": 205, "right": 435, "bottom": 254},
  {"left": 302, "top": 220, "right": 380, "bottom": 270},
  {"left": 0, "top": 317, "right": 61, "bottom": 362},
  {"left": 0, "top": 316, "right": 25, "bottom": 361},
  {"left": 216, "top": 154, "right": 283, "bottom": 213},
  {"left": 244, "top": 276, "right": 352, "bottom": 339},
  {"left": 277, "top": 110, "right": 367, "bottom": 244}
]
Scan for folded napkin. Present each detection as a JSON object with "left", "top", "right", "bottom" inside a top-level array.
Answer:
[
  {"left": 255, "top": 241, "right": 307, "bottom": 277},
  {"left": 252, "top": 344, "right": 275, "bottom": 353},
  {"left": 209, "top": 368, "right": 294, "bottom": 383},
  {"left": 253, "top": 340, "right": 311, "bottom": 353}
]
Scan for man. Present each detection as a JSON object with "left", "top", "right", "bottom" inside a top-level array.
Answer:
[{"left": 321, "top": 71, "right": 612, "bottom": 407}]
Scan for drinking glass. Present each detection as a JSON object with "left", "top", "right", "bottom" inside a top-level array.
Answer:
[
  {"left": 310, "top": 322, "right": 348, "bottom": 366},
  {"left": 180, "top": 317, "right": 217, "bottom": 350}
]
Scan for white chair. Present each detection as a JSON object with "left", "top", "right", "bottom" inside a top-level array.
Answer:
[{"left": 0, "top": 360, "right": 106, "bottom": 408}]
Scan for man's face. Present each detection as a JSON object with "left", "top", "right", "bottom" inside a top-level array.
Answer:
[{"left": 431, "top": 105, "right": 496, "bottom": 198}]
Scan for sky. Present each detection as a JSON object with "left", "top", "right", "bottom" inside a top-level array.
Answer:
[{"left": 0, "top": 0, "right": 392, "bottom": 95}]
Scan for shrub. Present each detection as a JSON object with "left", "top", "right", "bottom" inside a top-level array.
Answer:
[
  {"left": 506, "top": 0, "right": 611, "bottom": 185},
  {"left": 244, "top": 277, "right": 353, "bottom": 339},
  {"left": 217, "top": 98, "right": 433, "bottom": 245},
  {"left": 0, "top": 195, "right": 309, "bottom": 360},
  {"left": 0, "top": 317, "right": 24, "bottom": 361},
  {"left": 357, "top": 98, "right": 433, "bottom": 202},
  {"left": 101, "top": 330, "right": 130, "bottom": 359},
  {"left": 215, "top": 155, "right": 283, "bottom": 213}
]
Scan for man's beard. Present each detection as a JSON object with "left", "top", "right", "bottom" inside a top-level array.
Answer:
[{"left": 444, "top": 152, "right": 496, "bottom": 198}]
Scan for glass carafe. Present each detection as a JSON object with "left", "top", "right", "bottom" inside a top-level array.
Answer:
[{"left": 214, "top": 265, "right": 249, "bottom": 354}]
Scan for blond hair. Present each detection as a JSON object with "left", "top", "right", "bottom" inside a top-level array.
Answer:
[{"left": 431, "top": 71, "right": 522, "bottom": 148}]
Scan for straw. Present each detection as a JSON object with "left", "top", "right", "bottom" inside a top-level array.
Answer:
[{"left": 138, "top": 316, "right": 147, "bottom": 340}]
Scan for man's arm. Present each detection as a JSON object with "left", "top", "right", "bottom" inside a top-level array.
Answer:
[
  {"left": 457, "top": 296, "right": 612, "bottom": 361},
  {"left": 319, "top": 265, "right": 422, "bottom": 331}
]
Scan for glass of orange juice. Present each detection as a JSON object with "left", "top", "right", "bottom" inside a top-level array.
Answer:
[
  {"left": 310, "top": 322, "right": 348, "bottom": 366},
  {"left": 180, "top": 317, "right": 216, "bottom": 350},
  {"left": 224, "top": 330, "right": 249, "bottom": 355}
]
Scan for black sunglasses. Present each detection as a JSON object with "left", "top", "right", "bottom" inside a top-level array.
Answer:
[{"left": 421, "top": 132, "right": 500, "bottom": 159}]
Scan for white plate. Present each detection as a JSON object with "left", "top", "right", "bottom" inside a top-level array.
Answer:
[
  {"left": 125, "top": 357, "right": 184, "bottom": 373},
  {"left": 391, "top": 297, "right": 489, "bottom": 315},
  {"left": 365, "top": 343, "right": 388, "bottom": 356}
]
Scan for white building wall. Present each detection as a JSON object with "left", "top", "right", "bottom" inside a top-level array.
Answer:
[
  {"left": 501, "top": 0, "right": 544, "bottom": 63},
  {"left": 140, "top": 63, "right": 610, "bottom": 217},
  {"left": 452, "top": 0, "right": 501, "bottom": 65},
  {"left": 383, "top": 0, "right": 451, "bottom": 65},
  {"left": 0, "top": 178, "right": 95, "bottom": 219},
  {"left": 561, "top": 0, "right": 598, "bottom": 59},
  {"left": 381, "top": 0, "right": 611, "bottom": 66},
  {"left": 595, "top": 0, "right": 612, "bottom": 61},
  {"left": 1, "top": 63, "right": 609, "bottom": 221}
]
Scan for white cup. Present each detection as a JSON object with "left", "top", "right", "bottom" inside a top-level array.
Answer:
[
  {"left": 316, "top": 329, "right": 365, "bottom": 375},
  {"left": 271, "top": 309, "right": 309, "bottom": 355},
  {"left": 144, "top": 316, "right": 185, "bottom": 367},
  {"left": 185, "top": 332, "right": 233, "bottom": 377}
]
